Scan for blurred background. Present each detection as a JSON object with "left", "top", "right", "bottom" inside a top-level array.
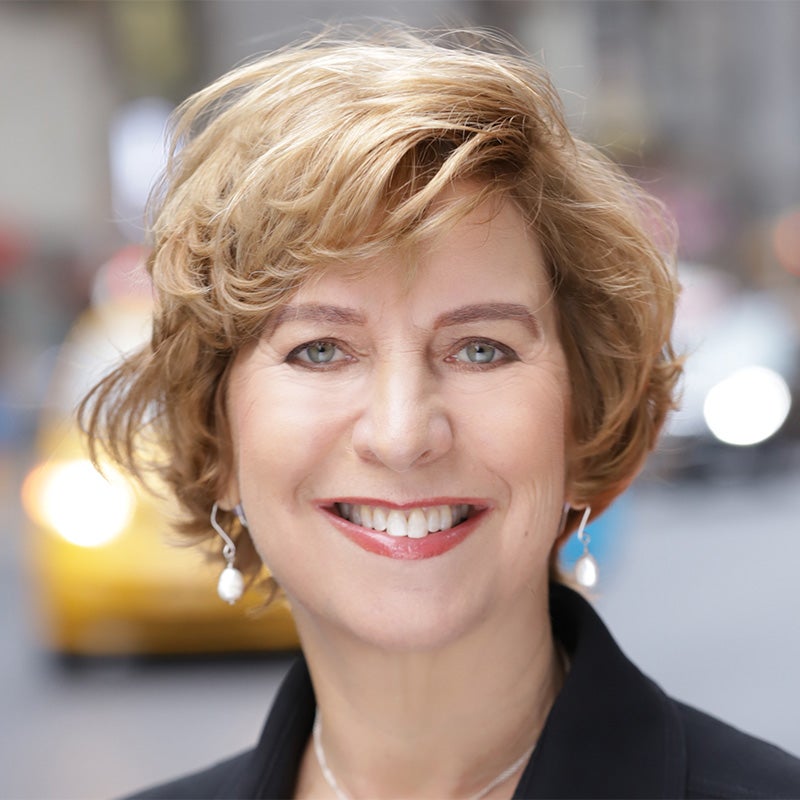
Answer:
[{"left": 1, "top": 1, "right": 799, "bottom": 798}]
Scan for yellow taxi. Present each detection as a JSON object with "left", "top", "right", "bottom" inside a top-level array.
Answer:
[{"left": 21, "top": 247, "right": 299, "bottom": 656}]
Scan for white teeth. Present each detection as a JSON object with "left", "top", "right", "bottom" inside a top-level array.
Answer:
[
  {"left": 407, "top": 509, "right": 427, "bottom": 539},
  {"left": 386, "top": 510, "right": 408, "bottom": 537},
  {"left": 360, "top": 505, "right": 373, "bottom": 528},
  {"left": 336, "top": 503, "right": 472, "bottom": 538},
  {"left": 372, "top": 506, "right": 387, "bottom": 532}
]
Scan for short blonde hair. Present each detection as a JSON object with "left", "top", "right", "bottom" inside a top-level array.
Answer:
[{"left": 82, "top": 26, "right": 681, "bottom": 580}]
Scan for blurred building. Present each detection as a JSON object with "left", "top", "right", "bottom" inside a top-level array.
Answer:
[
  {"left": 1, "top": 0, "right": 799, "bottom": 445},
  {"left": 3, "top": 1, "right": 798, "bottom": 257}
]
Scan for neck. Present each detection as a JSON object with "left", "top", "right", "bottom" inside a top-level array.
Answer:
[{"left": 293, "top": 585, "right": 562, "bottom": 799}]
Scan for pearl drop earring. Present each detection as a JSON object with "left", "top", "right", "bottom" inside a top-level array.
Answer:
[
  {"left": 573, "top": 506, "right": 598, "bottom": 588},
  {"left": 210, "top": 502, "right": 245, "bottom": 604}
]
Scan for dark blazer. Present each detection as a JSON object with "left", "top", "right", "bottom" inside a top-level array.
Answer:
[{"left": 127, "top": 584, "right": 800, "bottom": 799}]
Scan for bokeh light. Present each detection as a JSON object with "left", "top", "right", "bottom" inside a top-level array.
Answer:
[
  {"left": 21, "top": 459, "right": 136, "bottom": 547},
  {"left": 703, "top": 366, "right": 792, "bottom": 447}
]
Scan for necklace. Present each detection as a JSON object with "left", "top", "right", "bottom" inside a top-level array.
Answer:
[{"left": 312, "top": 710, "right": 535, "bottom": 800}]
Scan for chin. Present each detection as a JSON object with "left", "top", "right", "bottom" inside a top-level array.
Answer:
[
  {"left": 357, "top": 613, "right": 479, "bottom": 653},
  {"left": 289, "top": 579, "right": 498, "bottom": 654}
]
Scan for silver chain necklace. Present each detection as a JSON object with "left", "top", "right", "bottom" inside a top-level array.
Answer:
[{"left": 312, "top": 710, "right": 535, "bottom": 800}]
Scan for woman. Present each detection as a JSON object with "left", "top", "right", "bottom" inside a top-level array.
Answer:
[{"left": 83, "top": 26, "right": 800, "bottom": 799}]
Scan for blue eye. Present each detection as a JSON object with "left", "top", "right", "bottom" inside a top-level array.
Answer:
[
  {"left": 456, "top": 341, "right": 500, "bottom": 364},
  {"left": 291, "top": 341, "right": 342, "bottom": 365}
]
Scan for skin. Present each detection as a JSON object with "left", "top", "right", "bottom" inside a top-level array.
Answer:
[{"left": 224, "top": 186, "right": 577, "bottom": 798}]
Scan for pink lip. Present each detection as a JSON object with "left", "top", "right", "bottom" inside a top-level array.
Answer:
[{"left": 315, "top": 498, "right": 490, "bottom": 560}]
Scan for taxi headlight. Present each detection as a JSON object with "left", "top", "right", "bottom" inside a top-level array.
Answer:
[
  {"left": 703, "top": 366, "right": 792, "bottom": 447},
  {"left": 22, "top": 459, "right": 136, "bottom": 547}
]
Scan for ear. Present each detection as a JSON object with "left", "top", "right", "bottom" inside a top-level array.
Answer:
[
  {"left": 214, "top": 415, "right": 241, "bottom": 510},
  {"left": 563, "top": 463, "right": 582, "bottom": 512},
  {"left": 217, "top": 468, "right": 240, "bottom": 512},
  {"left": 562, "top": 426, "right": 583, "bottom": 501},
  {"left": 560, "top": 467, "right": 586, "bottom": 541}
]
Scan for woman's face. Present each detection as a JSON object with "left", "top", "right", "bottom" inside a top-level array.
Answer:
[{"left": 224, "top": 188, "right": 574, "bottom": 651}]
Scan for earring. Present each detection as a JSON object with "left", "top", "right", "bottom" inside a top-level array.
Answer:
[
  {"left": 573, "top": 506, "right": 599, "bottom": 588},
  {"left": 210, "top": 502, "right": 245, "bottom": 604}
]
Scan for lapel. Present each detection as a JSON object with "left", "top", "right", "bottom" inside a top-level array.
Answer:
[
  {"left": 513, "top": 584, "right": 687, "bottom": 798},
  {"left": 231, "top": 657, "right": 316, "bottom": 799}
]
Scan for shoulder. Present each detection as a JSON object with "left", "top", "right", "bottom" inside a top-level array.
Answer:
[
  {"left": 120, "top": 749, "right": 253, "bottom": 799},
  {"left": 678, "top": 702, "right": 800, "bottom": 799},
  {"left": 120, "top": 657, "right": 315, "bottom": 800},
  {"left": 544, "top": 585, "right": 800, "bottom": 799}
]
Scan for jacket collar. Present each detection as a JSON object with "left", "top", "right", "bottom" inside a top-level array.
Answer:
[
  {"left": 236, "top": 584, "right": 687, "bottom": 799},
  {"left": 233, "top": 656, "right": 316, "bottom": 799},
  {"left": 514, "top": 583, "right": 687, "bottom": 798}
]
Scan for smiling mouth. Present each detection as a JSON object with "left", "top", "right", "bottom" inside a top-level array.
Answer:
[{"left": 334, "top": 503, "right": 475, "bottom": 539}]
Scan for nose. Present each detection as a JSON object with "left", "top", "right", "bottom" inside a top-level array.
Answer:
[{"left": 351, "top": 359, "right": 454, "bottom": 472}]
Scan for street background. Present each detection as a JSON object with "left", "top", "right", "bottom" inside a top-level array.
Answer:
[
  {"left": 4, "top": 465, "right": 800, "bottom": 799},
  {"left": 1, "top": 2, "right": 799, "bottom": 798}
]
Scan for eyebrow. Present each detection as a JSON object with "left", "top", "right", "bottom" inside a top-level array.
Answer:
[
  {"left": 433, "top": 303, "right": 541, "bottom": 336},
  {"left": 266, "top": 301, "right": 540, "bottom": 336},
  {"left": 265, "top": 304, "right": 367, "bottom": 335}
]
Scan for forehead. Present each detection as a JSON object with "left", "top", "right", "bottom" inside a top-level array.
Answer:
[{"left": 293, "top": 189, "right": 552, "bottom": 312}]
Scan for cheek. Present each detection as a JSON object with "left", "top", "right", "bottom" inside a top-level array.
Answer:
[
  {"left": 227, "top": 384, "right": 322, "bottom": 576},
  {"left": 234, "top": 394, "right": 312, "bottom": 495},
  {"left": 455, "top": 370, "right": 570, "bottom": 477},
  {"left": 456, "top": 369, "right": 570, "bottom": 564},
  {"left": 227, "top": 367, "right": 358, "bottom": 514}
]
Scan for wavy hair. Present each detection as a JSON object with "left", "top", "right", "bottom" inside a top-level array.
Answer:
[{"left": 81, "top": 26, "right": 681, "bottom": 583}]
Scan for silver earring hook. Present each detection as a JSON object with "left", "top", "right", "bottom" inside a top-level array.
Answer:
[
  {"left": 210, "top": 502, "right": 237, "bottom": 567},
  {"left": 576, "top": 506, "right": 592, "bottom": 548}
]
